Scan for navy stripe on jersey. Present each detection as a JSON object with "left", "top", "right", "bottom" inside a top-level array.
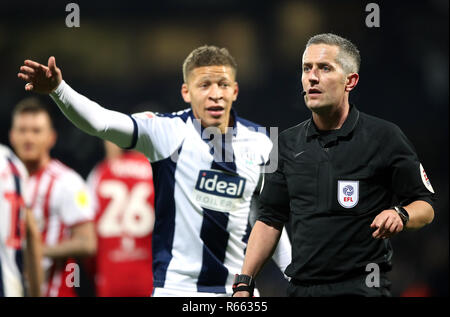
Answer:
[
  {"left": 242, "top": 221, "right": 252, "bottom": 245},
  {"left": 15, "top": 250, "right": 24, "bottom": 288},
  {"left": 151, "top": 148, "right": 180, "bottom": 288},
  {"left": 197, "top": 208, "right": 230, "bottom": 293},
  {"left": 125, "top": 115, "right": 138, "bottom": 150},
  {"left": 8, "top": 157, "right": 25, "bottom": 292},
  {"left": 210, "top": 133, "right": 237, "bottom": 175},
  {"left": 196, "top": 127, "right": 237, "bottom": 292},
  {"left": 241, "top": 221, "right": 252, "bottom": 255}
]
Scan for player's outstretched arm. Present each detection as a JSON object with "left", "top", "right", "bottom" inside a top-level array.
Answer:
[{"left": 17, "top": 57, "right": 135, "bottom": 148}]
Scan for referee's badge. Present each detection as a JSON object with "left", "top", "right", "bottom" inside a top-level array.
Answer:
[{"left": 338, "top": 180, "right": 359, "bottom": 208}]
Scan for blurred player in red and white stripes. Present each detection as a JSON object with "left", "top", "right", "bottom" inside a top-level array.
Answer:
[
  {"left": 9, "top": 98, "right": 96, "bottom": 297},
  {"left": 0, "top": 143, "right": 42, "bottom": 297},
  {"left": 86, "top": 140, "right": 155, "bottom": 297}
]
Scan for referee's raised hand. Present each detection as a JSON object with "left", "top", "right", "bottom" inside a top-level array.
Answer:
[{"left": 18, "top": 56, "right": 62, "bottom": 94}]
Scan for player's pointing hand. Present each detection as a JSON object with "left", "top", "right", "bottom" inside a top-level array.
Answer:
[{"left": 18, "top": 56, "right": 62, "bottom": 94}]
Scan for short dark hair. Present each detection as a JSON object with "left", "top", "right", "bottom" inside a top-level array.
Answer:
[
  {"left": 182, "top": 45, "right": 238, "bottom": 82},
  {"left": 306, "top": 33, "right": 361, "bottom": 74},
  {"left": 12, "top": 97, "right": 54, "bottom": 128}
]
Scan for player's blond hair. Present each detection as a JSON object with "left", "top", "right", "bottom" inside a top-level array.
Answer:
[{"left": 182, "top": 45, "right": 238, "bottom": 82}]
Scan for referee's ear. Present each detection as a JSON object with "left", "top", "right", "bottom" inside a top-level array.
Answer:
[{"left": 345, "top": 73, "right": 359, "bottom": 92}]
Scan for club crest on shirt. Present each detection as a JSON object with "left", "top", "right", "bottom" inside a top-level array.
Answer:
[{"left": 338, "top": 180, "right": 359, "bottom": 208}]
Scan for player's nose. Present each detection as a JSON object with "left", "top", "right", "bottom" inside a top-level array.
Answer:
[{"left": 208, "top": 83, "right": 223, "bottom": 101}]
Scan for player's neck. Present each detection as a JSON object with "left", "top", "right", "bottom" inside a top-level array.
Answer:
[
  {"left": 312, "top": 101, "right": 350, "bottom": 131},
  {"left": 201, "top": 112, "right": 234, "bottom": 134},
  {"left": 25, "top": 155, "right": 51, "bottom": 175},
  {"left": 222, "top": 113, "right": 235, "bottom": 134},
  {"left": 106, "top": 149, "right": 124, "bottom": 160}
]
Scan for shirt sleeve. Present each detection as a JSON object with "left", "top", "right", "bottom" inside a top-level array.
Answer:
[
  {"left": 387, "top": 125, "right": 436, "bottom": 207},
  {"left": 258, "top": 135, "right": 291, "bottom": 225},
  {"left": 130, "top": 112, "right": 187, "bottom": 162},
  {"left": 55, "top": 172, "right": 94, "bottom": 227},
  {"left": 50, "top": 80, "right": 135, "bottom": 148}
]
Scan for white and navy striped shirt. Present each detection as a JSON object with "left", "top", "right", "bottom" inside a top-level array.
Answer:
[
  {"left": 130, "top": 109, "right": 272, "bottom": 294},
  {"left": 50, "top": 80, "right": 291, "bottom": 295},
  {"left": 0, "top": 144, "right": 28, "bottom": 297}
]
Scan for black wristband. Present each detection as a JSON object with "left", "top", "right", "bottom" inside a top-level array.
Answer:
[
  {"left": 393, "top": 205, "right": 409, "bottom": 226},
  {"left": 232, "top": 285, "right": 253, "bottom": 295},
  {"left": 232, "top": 274, "right": 255, "bottom": 297}
]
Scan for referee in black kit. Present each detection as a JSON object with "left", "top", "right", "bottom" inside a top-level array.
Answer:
[{"left": 232, "top": 33, "right": 436, "bottom": 297}]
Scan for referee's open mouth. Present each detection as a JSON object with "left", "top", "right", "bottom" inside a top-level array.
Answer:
[{"left": 308, "top": 88, "right": 322, "bottom": 96}]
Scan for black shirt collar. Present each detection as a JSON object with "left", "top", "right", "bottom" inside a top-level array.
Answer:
[{"left": 306, "top": 104, "right": 360, "bottom": 139}]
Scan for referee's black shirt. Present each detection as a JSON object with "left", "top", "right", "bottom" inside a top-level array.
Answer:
[{"left": 259, "top": 105, "right": 436, "bottom": 284}]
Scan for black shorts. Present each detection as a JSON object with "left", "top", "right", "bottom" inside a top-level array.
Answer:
[{"left": 287, "top": 273, "right": 392, "bottom": 297}]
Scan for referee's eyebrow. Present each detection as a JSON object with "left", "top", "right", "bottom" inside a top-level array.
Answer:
[{"left": 303, "top": 62, "right": 333, "bottom": 67}]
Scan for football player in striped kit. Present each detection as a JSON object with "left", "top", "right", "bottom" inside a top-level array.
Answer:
[
  {"left": 0, "top": 143, "right": 42, "bottom": 296},
  {"left": 17, "top": 46, "right": 291, "bottom": 296},
  {"left": 9, "top": 98, "right": 96, "bottom": 297}
]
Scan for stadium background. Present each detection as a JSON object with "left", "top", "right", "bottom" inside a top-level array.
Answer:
[{"left": 0, "top": 0, "right": 447, "bottom": 296}]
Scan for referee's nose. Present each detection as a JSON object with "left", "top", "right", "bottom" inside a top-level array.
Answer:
[{"left": 307, "top": 67, "right": 320, "bottom": 86}]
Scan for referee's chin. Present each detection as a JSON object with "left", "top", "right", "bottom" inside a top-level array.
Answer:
[{"left": 306, "top": 102, "right": 334, "bottom": 115}]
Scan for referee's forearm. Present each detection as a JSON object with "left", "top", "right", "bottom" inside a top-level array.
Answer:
[
  {"left": 404, "top": 200, "right": 434, "bottom": 230},
  {"left": 241, "top": 220, "right": 282, "bottom": 278}
]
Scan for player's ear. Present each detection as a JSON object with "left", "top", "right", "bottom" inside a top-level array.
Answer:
[
  {"left": 8, "top": 129, "right": 16, "bottom": 148},
  {"left": 232, "top": 82, "right": 239, "bottom": 102},
  {"left": 345, "top": 73, "right": 359, "bottom": 92},
  {"left": 181, "top": 83, "right": 191, "bottom": 103},
  {"left": 48, "top": 129, "right": 57, "bottom": 149}
]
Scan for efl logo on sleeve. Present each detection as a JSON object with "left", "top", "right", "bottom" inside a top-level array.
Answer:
[
  {"left": 338, "top": 180, "right": 359, "bottom": 208},
  {"left": 420, "top": 164, "right": 434, "bottom": 193}
]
